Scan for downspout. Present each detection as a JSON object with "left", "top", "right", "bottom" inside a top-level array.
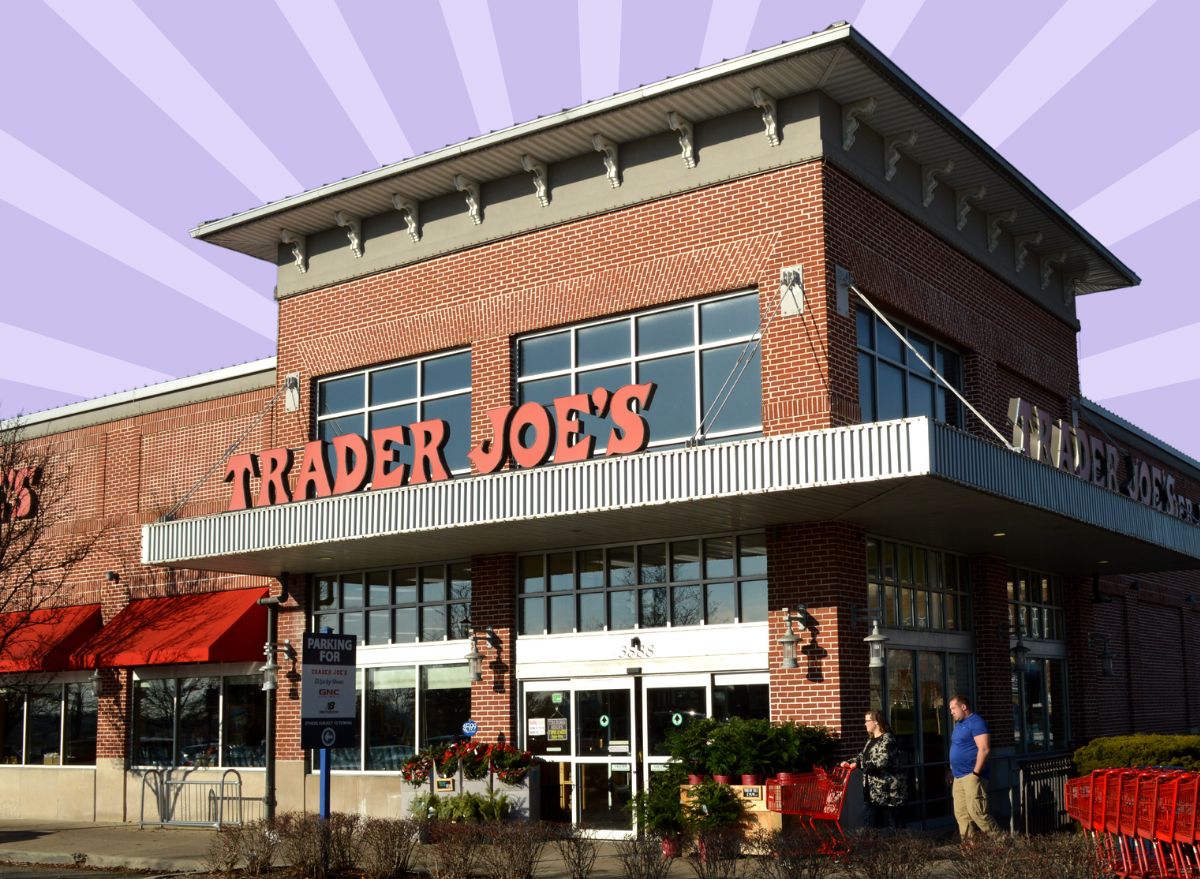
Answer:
[{"left": 257, "top": 574, "right": 291, "bottom": 823}]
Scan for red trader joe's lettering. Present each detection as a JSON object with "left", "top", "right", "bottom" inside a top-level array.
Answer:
[{"left": 224, "top": 382, "right": 654, "bottom": 511}]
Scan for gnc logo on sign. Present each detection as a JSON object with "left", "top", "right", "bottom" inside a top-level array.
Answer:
[{"left": 225, "top": 383, "right": 655, "bottom": 511}]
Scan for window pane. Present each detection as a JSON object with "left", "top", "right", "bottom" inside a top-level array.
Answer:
[
  {"left": 519, "top": 332, "right": 570, "bottom": 376},
  {"left": 579, "top": 593, "right": 606, "bottom": 632},
  {"left": 371, "top": 363, "right": 417, "bottom": 405},
  {"left": 578, "top": 320, "right": 629, "bottom": 366},
  {"left": 705, "top": 537, "right": 734, "bottom": 579},
  {"left": 640, "top": 588, "right": 668, "bottom": 628},
  {"left": 521, "top": 555, "right": 545, "bottom": 594},
  {"left": 578, "top": 549, "right": 605, "bottom": 589},
  {"left": 701, "top": 345, "right": 761, "bottom": 434},
  {"left": 392, "top": 568, "right": 417, "bottom": 603},
  {"left": 341, "top": 612, "right": 364, "bottom": 642},
  {"left": 549, "top": 552, "right": 574, "bottom": 591},
  {"left": 713, "top": 683, "right": 769, "bottom": 721},
  {"left": 739, "top": 535, "right": 767, "bottom": 576},
  {"left": 549, "top": 595, "right": 575, "bottom": 634},
  {"left": 424, "top": 393, "right": 472, "bottom": 472},
  {"left": 519, "top": 374, "right": 572, "bottom": 407},
  {"left": 63, "top": 683, "right": 96, "bottom": 765},
  {"left": 367, "top": 571, "right": 390, "bottom": 606},
  {"left": 394, "top": 608, "right": 417, "bottom": 644},
  {"left": 420, "top": 666, "right": 471, "bottom": 749},
  {"left": 907, "top": 376, "right": 934, "bottom": 419},
  {"left": 639, "top": 543, "right": 667, "bottom": 584},
  {"left": 330, "top": 671, "right": 363, "bottom": 769},
  {"left": 133, "top": 679, "right": 174, "bottom": 765},
  {"left": 609, "top": 591, "right": 636, "bottom": 631},
  {"left": 856, "top": 308, "right": 874, "bottom": 348},
  {"left": 908, "top": 334, "right": 933, "bottom": 376},
  {"left": 671, "top": 540, "right": 701, "bottom": 581},
  {"left": 25, "top": 685, "right": 62, "bottom": 766},
  {"left": 876, "top": 319, "right": 903, "bottom": 362},
  {"left": 858, "top": 352, "right": 876, "bottom": 422},
  {"left": 671, "top": 585, "right": 702, "bottom": 626},
  {"left": 319, "top": 374, "right": 364, "bottom": 415},
  {"left": 706, "top": 582, "right": 735, "bottom": 625},
  {"left": 421, "top": 606, "right": 446, "bottom": 641},
  {"left": 1, "top": 689, "right": 24, "bottom": 764},
  {"left": 521, "top": 597, "right": 546, "bottom": 635},
  {"left": 609, "top": 546, "right": 636, "bottom": 587},
  {"left": 223, "top": 676, "right": 266, "bottom": 767},
  {"left": 636, "top": 307, "right": 693, "bottom": 355},
  {"left": 448, "top": 603, "right": 470, "bottom": 640},
  {"left": 316, "top": 578, "right": 337, "bottom": 609},
  {"left": 877, "top": 362, "right": 905, "bottom": 421},
  {"left": 424, "top": 351, "right": 470, "bottom": 395},
  {"left": 525, "top": 690, "right": 570, "bottom": 757},
  {"left": 367, "top": 667, "right": 415, "bottom": 770},
  {"left": 342, "top": 575, "right": 364, "bottom": 608},
  {"left": 638, "top": 353, "right": 696, "bottom": 442},
  {"left": 578, "top": 364, "right": 631, "bottom": 452},
  {"left": 700, "top": 293, "right": 758, "bottom": 343},
  {"left": 367, "top": 609, "right": 391, "bottom": 645},
  {"left": 449, "top": 563, "right": 471, "bottom": 601},
  {"left": 422, "top": 567, "right": 446, "bottom": 602},
  {"left": 178, "top": 677, "right": 220, "bottom": 767},
  {"left": 740, "top": 580, "right": 767, "bottom": 622}
]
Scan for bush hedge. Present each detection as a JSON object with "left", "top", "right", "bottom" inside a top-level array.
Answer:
[{"left": 1073, "top": 734, "right": 1200, "bottom": 775}]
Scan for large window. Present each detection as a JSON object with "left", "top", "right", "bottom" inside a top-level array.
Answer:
[
  {"left": 131, "top": 674, "right": 265, "bottom": 768},
  {"left": 516, "top": 291, "right": 762, "bottom": 450},
  {"left": 313, "top": 561, "right": 471, "bottom": 645},
  {"left": 1008, "top": 567, "right": 1068, "bottom": 753},
  {"left": 325, "top": 663, "right": 472, "bottom": 771},
  {"left": 315, "top": 349, "right": 472, "bottom": 475},
  {"left": 857, "top": 309, "right": 963, "bottom": 427},
  {"left": 518, "top": 533, "right": 767, "bottom": 635},
  {"left": 0, "top": 681, "right": 96, "bottom": 767},
  {"left": 867, "top": 537, "right": 971, "bottom": 632}
]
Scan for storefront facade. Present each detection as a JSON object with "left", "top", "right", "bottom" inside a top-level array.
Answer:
[{"left": 3, "top": 24, "right": 1199, "bottom": 827}]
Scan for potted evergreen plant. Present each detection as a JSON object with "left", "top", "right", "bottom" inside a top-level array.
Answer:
[
  {"left": 664, "top": 717, "right": 716, "bottom": 785},
  {"left": 631, "top": 763, "right": 687, "bottom": 857},
  {"left": 682, "top": 779, "right": 753, "bottom": 862}
]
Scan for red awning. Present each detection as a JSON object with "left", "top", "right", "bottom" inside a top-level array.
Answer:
[
  {"left": 74, "top": 588, "right": 268, "bottom": 667},
  {"left": 0, "top": 604, "right": 102, "bottom": 673}
]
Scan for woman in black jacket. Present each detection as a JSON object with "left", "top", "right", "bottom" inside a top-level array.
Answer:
[{"left": 842, "top": 710, "right": 907, "bottom": 830}]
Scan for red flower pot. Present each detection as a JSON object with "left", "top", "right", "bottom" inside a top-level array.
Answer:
[
  {"left": 741, "top": 773, "right": 763, "bottom": 786},
  {"left": 712, "top": 774, "right": 733, "bottom": 785},
  {"left": 661, "top": 835, "right": 682, "bottom": 858},
  {"left": 687, "top": 773, "right": 705, "bottom": 785}
]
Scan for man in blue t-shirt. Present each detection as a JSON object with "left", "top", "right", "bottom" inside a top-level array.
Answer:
[{"left": 948, "top": 694, "right": 1002, "bottom": 837}]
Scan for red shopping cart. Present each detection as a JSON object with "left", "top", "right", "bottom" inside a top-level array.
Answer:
[{"left": 765, "top": 765, "right": 853, "bottom": 854}]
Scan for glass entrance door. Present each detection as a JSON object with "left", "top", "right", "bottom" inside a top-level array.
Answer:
[{"left": 523, "top": 678, "right": 635, "bottom": 834}]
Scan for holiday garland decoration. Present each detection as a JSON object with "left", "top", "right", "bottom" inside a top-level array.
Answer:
[{"left": 399, "top": 740, "right": 536, "bottom": 788}]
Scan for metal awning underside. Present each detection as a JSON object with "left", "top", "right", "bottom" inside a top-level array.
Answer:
[
  {"left": 142, "top": 419, "right": 1200, "bottom": 578},
  {"left": 191, "top": 25, "right": 1135, "bottom": 295}
]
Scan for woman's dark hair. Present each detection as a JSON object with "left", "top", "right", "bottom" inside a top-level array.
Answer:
[{"left": 866, "top": 709, "right": 890, "bottom": 734}]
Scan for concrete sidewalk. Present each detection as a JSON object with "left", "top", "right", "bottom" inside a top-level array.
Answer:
[{"left": 0, "top": 820, "right": 639, "bottom": 876}]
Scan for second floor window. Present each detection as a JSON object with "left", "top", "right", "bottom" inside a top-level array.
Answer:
[
  {"left": 857, "top": 310, "right": 963, "bottom": 428},
  {"left": 1007, "top": 568, "right": 1066, "bottom": 641},
  {"left": 867, "top": 537, "right": 971, "bottom": 632},
  {"left": 517, "top": 291, "right": 762, "bottom": 451},
  {"left": 316, "top": 349, "right": 472, "bottom": 474}
]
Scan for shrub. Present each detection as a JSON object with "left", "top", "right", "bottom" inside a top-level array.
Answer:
[
  {"left": 552, "top": 825, "right": 600, "bottom": 879},
  {"left": 1020, "top": 831, "right": 1111, "bottom": 879},
  {"left": 686, "top": 828, "right": 741, "bottom": 879},
  {"left": 275, "top": 812, "right": 327, "bottom": 879},
  {"left": 324, "top": 812, "right": 361, "bottom": 873},
  {"left": 478, "top": 821, "right": 554, "bottom": 879},
  {"left": 614, "top": 834, "right": 673, "bottom": 879},
  {"left": 426, "top": 822, "right": 483, "bottom": 879},
  {"left": 236, "top": 819, "right": 279, "bottom": 878},
  {"left": 745, "top": 828, "right": 833, "bottom": 879},
  {"left": 359, "top": 817, "right": 419, "bottom": 879},
  {"left": 842, "top": 830, "right": 939, "bottom": 879},
  {"left": 1073, "top": 734, "right": 1200, "bottom": 775},
  {"left": 203, "top": 824, "right": 242, "bottom": 878},
  {"left": 950, "top": 834, "right": 1024, "bottom": 879}
]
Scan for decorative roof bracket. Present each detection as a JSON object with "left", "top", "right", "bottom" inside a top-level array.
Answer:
[
  {"left": 279, "top": 229, "right": 307, "bottom": 273},
  {"left": 592, "top": 134, "right": 621, "bottom": 188},
  {"left": 883, "top": 130, "right": 918, "bottom": 182},
  {"left": 454, "top": 174, "right": 482, "bottom": 225},
  {"left": 1041, "top": 251, "right": 1067, "bottom": 291},
  {"left": 922, "top": 160, "right": 954, "bottom": 207},
  {"left": 521, "top": 154, "right": 550, "bottom": 206},
  {"left": 987, "top": 209, "right": 1017, "bottom": 252},
  {"left": 1014, "top": 232, "right": 1043, "bottom": 273},
  {"left": 666, "top": 112, "right": 696, "bottom": 169},
  {"left": 391, "top": 196, "right": 420, "bottom": 243},
  {"left": 750, "top": 87, "right": 779, "bottom": 146},
  {"left": 842, "top": 96, "right": 876, "bottom": 150},
  {"left": 956, "top": 186, "right": 987, "bottom": 231},
  {"left": 334, "top": 211, "right": 363, "bottom": 258}
]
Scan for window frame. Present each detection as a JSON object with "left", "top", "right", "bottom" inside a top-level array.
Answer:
[
  {"left": 0, "top": 676, "right": 97, "bottom": 768},
  {"left": 856, "top": 309, "right": 964, "bottom": 428},
  {"left": 867, "top": 536, "right": 972, "bottom": 633}
]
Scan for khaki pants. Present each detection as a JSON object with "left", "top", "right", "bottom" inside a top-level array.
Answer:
[{"left": 952, "top": 773, "right": 1002, "bottom": 837}]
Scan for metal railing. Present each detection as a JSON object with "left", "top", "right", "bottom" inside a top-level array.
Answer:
[
  {"left": 1017, "top": 753, "right": 1074, "bottom": 834},
  {"left": 140, "top": 768, "right": 255, "bottom": 828}
]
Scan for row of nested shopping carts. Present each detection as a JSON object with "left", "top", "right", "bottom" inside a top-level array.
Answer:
[{"left": 1066, "top": 768, "right": 1200, "bottom": 878}]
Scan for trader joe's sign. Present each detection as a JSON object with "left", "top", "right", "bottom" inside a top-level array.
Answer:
[{"left": 225, "top": 383, "right": 655, "bottom": 511}]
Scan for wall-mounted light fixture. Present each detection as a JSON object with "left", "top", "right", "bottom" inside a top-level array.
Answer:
[
  {"left": 863, "top": 618, "right": 889, "bottom": 669},
  {"left": 104, "top": 571, "right": 120, "bottom": 583},
  {"left": 465, "top": 624, "right": 501, "bottom": 682},
  {"left": 89, "top": 668, "right": 102, "bottom": 698},
  {"left": 778, "top": 606, "right": 808, "bottom": 669},
  {"left": 1088, "top": 633, "right": 1115, "bottom": 678}
]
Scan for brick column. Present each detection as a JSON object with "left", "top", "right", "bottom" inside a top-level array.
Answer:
[
  {"left": 767, "top": 522, "right": 868, "bottom": 746},
  {"left": 967, "top": 556, "right": 1013, "bottom": 746},
  {"left": 470, "top": 553, "right": 516, "bottom": 744}
]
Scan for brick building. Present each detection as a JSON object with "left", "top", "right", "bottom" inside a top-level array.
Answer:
[{"left": 2, "top": 24, "right": 1198, "bottom": 829}]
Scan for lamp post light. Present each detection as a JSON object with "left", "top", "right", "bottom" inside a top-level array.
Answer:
[
  {"left": 465, "top": 623, "right": 500, "bottom": 682},
  {"left": 864, "top": 618, "right": 889, "bottom": 669},
  {"left": 778, "top": 606, "right": 807, "bottom": 669}
]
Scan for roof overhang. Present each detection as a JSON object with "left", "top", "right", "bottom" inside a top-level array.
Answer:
[
  {"left": 191, "top": 25, "right": 1135, "bottom": 296},
  {"left": 142, "top": 419, "right": 1200, "bottom": 578}
]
